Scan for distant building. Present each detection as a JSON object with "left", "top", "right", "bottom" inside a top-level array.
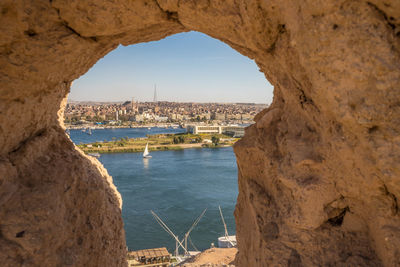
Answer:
[
  {"left": 212, "top": 112, "right": 226, "bottom": 120},
  {"left": 187, "top": 125, "right": 245, "bottom": 137},
  {"left": 168, "top": 113, "right": 177, "bottom": 120},
  {"left": 241, "top": 113, "right": 252, "bottom": 120},
  {"left": 155, "top": 116, "right": 168, "bottom": 122},
  {"left": 187, "top": 125, "right": 222, "bottom": 134},
  {"left": 227, "top": 114, "right": 241, "bottom": 120},
  {"left": 135, "top": 114, "right": 144, "bottom": 122},
  {"left": 131, "top": 97, "right": 136, "bottom": 111},
  {"left": 223, "top": 126, "right": 245, "bottom": 137}
]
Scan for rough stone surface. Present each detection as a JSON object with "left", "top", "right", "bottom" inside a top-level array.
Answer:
[
  {"left": 179, "top": 248, "right": 237, "bottom": 266},
  {"left": 0, "top": 1, "right": 399, "bottom": 266}
]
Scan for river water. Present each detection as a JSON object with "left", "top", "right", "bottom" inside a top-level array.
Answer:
[
  {"left": 69, "top": 127, "right": 186, "bottom": 144},
  {"left": 68, "top": 128, "right": 238, "bottom": 252}
]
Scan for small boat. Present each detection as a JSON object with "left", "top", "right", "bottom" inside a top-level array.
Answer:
[
  {"left": 87, "top": 128, "right": 92, "bottom": 135},
  {"left": 218, "top": 235, "right": 237, "bottom": 248},
  {"left": 143, "top": 143, "right": 152, "bottom": 158},
  {"left": 88, "top": 153, "right": 100, "bottom": 158},
  {"left": 218, "top": 206, "right": 237, "bottom": 248},
  {"left": 150, "top": 208, "right": 207, "bottom": 262}
]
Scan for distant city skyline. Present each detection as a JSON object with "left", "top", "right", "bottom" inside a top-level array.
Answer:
[{"left": 69, "top": 31, "right": 274, "bottom": 104}]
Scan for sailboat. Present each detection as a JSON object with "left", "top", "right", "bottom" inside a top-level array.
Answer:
[
  {"left": 150, "top": 209, "right": 206, "bottom": 262},
  {"left": 217, "top": 206, "right": 237, "bottom": 248},
  {"left": 143, "top": 142, "right": 152, "bottom": 158}
]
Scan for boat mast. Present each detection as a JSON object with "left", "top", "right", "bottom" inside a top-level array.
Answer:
[
  {"left": 182, "top": 208, "right": 207, "bottom": 254},
  {"left": 219, "top": 206, "right": 235, "bottom": 247},
  {"left": 153, "top": 84, "right": 157, "bottom": 103},
  {"left": 150, "top": 210, "right": 188, "bottom": 256},
  {"left": 175, "top": 237, "right": 179, "bottom": 257},
  {"left": 219, "top": 206, "right": 229, "bottom": 238}
]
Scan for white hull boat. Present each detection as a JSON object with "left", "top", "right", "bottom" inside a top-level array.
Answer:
[
  {"left": 218, "top": 206, "right": 237, "bottom": 248},
  {"left": 143, "top": 143, "right": 152, "bottom": 158},
  {"left": 218, "top": 235, "right": 237, "bottom": 248}
]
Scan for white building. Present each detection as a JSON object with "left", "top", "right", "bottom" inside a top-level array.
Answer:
[
  {"left": 187, "top": 125, "right": 222, "bottom": 134},
  {"left": 223, "top": 126, "right": 245, "bottom": 137},
  {"left": 187, "top": 125, "right": 245, "bottom": 137},
  {"left": 155, "top": 116, "right": 168, "bottom": 122},
  {"left": 135, "top": 114, "right": 144, "bottom": 122}
]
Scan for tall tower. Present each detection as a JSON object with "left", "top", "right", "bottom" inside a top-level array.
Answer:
[
  {"left": 153, "top": 84, "right": 157, "bottom": 103},
  {"left": 131, "top": 97, "right": 137, "bottom": 114}
]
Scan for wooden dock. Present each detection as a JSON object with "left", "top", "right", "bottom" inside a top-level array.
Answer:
[{"left": 127, "top": 247, "right": 171, "bottom": 267}]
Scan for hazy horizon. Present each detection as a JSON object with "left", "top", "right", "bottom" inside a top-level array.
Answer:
[
  {"left": 69, "top": 31, "right": 274, "bottom": 104},
  {"left": 67, "top": 99, "right": 269, "bottom": 105}
]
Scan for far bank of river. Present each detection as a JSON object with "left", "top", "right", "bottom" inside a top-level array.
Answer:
[
  {"left": 68, "top": 127, "right": 186, "bottom": 144},
  {"left": 80, "top": 142, "right": 233, "bottom": 154},
  {"left": 77, "top": 133, "right": 238, "bottom": 154}
]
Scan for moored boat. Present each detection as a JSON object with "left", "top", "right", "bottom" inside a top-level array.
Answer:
[
  {"left": 218, "top": 235, "right": 236, "bottom": 248},
  {"left": 217, "top": 206, "right": 237, "bottom": 248}
]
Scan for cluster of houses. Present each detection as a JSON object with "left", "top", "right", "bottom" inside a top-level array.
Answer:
[{"left": 64, "top": 100, "right": 266, "bottom": 126}]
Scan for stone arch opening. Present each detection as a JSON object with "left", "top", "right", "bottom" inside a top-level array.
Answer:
[
  {"left": 1, "top": 1, "right": 400, "bottom": 266},
  {"left": 65, "top": 30, "right": 271, "bottom": 255},
  {"left": 66, "top": 29, "right": 272, "bottom": 258}
]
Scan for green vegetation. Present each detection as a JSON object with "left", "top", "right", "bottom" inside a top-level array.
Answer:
[
  {"left": 78, "top": 133, "right": 239, "bottom": 154},
  {"left": 211, "top": 135, "right": 220, "bottom": 146}
]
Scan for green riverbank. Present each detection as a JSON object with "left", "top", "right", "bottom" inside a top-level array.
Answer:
[{"left": 78, "top": 133, "right": 239, "bottom": 154}]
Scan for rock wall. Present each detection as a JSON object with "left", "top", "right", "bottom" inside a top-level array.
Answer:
[{"left": 0, "top": 1, "right": 399, "bottom": 266}]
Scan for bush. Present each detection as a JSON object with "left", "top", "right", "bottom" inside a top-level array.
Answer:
[
  {"left": 93, "top": 142, "right": 102, "bottom": 147},
  {"left": 211, "top": 135, "right": 220, "bottom": 146}
]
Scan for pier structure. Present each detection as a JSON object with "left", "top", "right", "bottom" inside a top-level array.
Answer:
[{"left": 127, "top": 247, "right": 171, "bottom": 267}]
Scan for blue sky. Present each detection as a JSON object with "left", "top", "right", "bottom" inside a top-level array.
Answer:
[{"left": 69, "top": 31, "right": 274, "bottom": 104}]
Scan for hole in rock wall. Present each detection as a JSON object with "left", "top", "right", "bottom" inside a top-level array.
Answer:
[{"left": 63, "top": 32, "right": 274, "bottom": 254}]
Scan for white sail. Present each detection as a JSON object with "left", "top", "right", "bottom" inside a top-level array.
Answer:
[{"left": 143, "top": 143, "right": 151, "bottom": 158}]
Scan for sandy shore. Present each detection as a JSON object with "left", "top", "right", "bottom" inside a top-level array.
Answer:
[{"left": 179, "top": 248, "right": 237, "bottom": 266}]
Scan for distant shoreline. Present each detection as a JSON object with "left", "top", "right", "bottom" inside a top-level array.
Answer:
[
  {"left": 76, "top": 132, "right": 238, "bottom": 154},
  {"left": 81, "top": 143, "right": 232, "bottom": 154}
]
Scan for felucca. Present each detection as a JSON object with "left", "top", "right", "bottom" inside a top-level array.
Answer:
[{"left": 143, "top": 142, "right": 152, "bottom": 158}]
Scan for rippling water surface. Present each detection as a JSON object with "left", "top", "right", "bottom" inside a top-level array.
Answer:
[
  {"left": 69, "top": 128, "right": 238, "bottom": 252},
  {"left": 69, "top": 127, "right": 186, "bottom": 144}
]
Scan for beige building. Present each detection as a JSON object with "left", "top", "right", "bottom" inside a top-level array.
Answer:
[
  {"left": 187, "top": 125, "right": 245, "bottom": 137},
  {"left": 187, "top": 125, "right": 223, "bottom": 134}
]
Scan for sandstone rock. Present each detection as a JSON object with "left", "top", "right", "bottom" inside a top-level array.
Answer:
[
  {"left": 1, "top": 1, "right": 399, "bottom": 266},
  {"left": 179, "top": 248, "right": 237, "bottom": 266}
]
